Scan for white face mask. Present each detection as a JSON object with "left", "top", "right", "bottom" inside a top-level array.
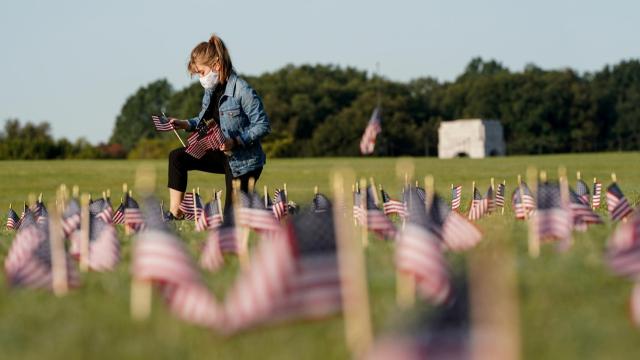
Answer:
[{"left": 199, "top": 70, "right": 218, "bottom": 89}]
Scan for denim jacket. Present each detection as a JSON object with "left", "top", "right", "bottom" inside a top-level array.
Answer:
[{"left": 187, "top": 72, "right": 271, "bottom": 177}]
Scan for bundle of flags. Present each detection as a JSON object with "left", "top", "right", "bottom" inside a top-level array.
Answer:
[
  {"left": 359, "top": 106, "right": 382, "bottom": 155},
  {"left": 185, "top": 123, "right": 226, "bottom": 159}
]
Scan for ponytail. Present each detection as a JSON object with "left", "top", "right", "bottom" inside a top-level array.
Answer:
[{"left": 188, "top": 33, "right": 234, "bottom": 83}]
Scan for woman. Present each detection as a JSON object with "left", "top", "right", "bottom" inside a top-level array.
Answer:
[{"left": 166, "top": 34, "right": 270, "bottom": 219}]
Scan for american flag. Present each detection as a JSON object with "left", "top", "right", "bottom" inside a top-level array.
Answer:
[
  {"left": 237, "top": 191, "right": 280, "bottom": 232},
  {"left": 575, "top": 178, "right": 591, "bottom": 205},
  {"left": 353, "top": 188, "right": 363, "bottom": 222},
  {"left": 568, "top": 188, "right": 602, "bottom": 231},
  {"left": 90, "top": 197, "right": 114, "bottom": 224},
  {"left": 530, "top": 182, "right": 572, "bottom": 242},
  {"left": 223, "top": 208, "right": 341, "bottom": 331},
  {"left": 467, "top": 187, "right": 487, "bottom": 221},
  {"left": 179, "top": 192, "right": 197, "bottom": 221},
  {"left": 496, "top": 183, "right": 506, "bottom": 208},
  {"left": 201, "top": 209, "right": 238, "bottom": 272},
  {"left": 607, "top": 182, "right": 634, "bottom": 222},
  {"left": 151, "top": 114, "right": 175, "bottom": 132},
  {"left": 512, "top": 183, "right": 536, "bottom": 220},
  {"left": 395, "top": 186, "right": 450, "bottom": 304},
  {"left": 62, "top": 199, "right": 81, "bottom": 237},
  {"left": 272, "top": 188, "right": 288, "bottom": 221},
  {"left": 311, "top": 193, "right": 332, "bottom": 213},
  {"left": 381, "top": 188, "right": 407, "bottom": 217},
  {"left": 132, "top": 197, "right": 224, "bottom": 329},
  {"left": 592, "top": 181, "right": 603, "bottom": 208},
  {"left": 6, "top": 205, "right": 20, "bottom": 230},
  {"left": 367, "top": 278, "right": 470, "bottom": 360},
  {"left": 356, "top": 186, "right": 397, "bottom": 240},
  {"left": 451, "top": 185, "right": 462, "bottom": 211},
  {"left": 196, "top": 198, "right": 223, "bottom": 232},
  {"left": 485, "top": 185, "right": 496, "bottom": 214},
  {"left": 124, "top": 193, "right": 144, "bottom": 231},
  {"left": 31, "top": 199, "right": 48, "bottom": 224},
  {"left": 112, "top": 200, "right": 125, "bottom": 225},
  {"left": 70, "top": 214, "right": 120, "bottom": 271},
  {"left": 5, "top": 218, "right": 80, "bottom": 290},
  {"left": 442, "top": 210, "right": 483, "bottom": 252},
  {"left": 606, "top": 209, "right": 639, "bottom": 258},
  {"left": 401, "top": 186, "right": 427, "bottom": 218},
  {"left": 359, "top": 106, "right": 382, "bottom": 155},
  {"left": 185, "top": 124, "right": 226, "bottom": 159}
]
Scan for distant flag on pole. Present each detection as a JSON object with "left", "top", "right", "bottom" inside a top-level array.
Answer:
[
  {"left": 607, "top": 182, "right": 634, "bottom": 222},
  {"left": 451, "top": 185, "right": 462, "bottom": 211},
  {"left": 359, "top": 107, "right": 382, "bottom": 155}
]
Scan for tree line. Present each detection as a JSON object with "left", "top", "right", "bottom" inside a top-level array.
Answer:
[{"left": 3, "top": 57, "right": 639, "bottom": 159}]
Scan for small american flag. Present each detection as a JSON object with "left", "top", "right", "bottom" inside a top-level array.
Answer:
[
  {"left": 311, "top": 193, "right": 332, "bottom": 213},
  {"left": 607, "top": 182, "right": 634, "bottom": 222},
  {"left": 512, "top": 182, "right": 536, "bottom": 220},
  {"left": 151, "top": 114, "right": 175, "bottom": 132},
  {"left": 442, "top": 210, "right": 482, "bottom": 252},
  {"left": 607, "top": 208, "right": 640, "bottom": 253},
  {"left": 124, "top": 193, "right": 144, "bottom": 230},
  {"left": 396, "top": 186, "right": 450, "bottom": 304},
  {"left": 568, "top": 189, "right": 602, "bottom": 231},
  {"left": 31, "top": 199, "right": 48, "bottom": 224},
  {"left": 451, "top": 185, "right": 462, "bottom": 211},
  {"left": 62, "top": 199, "right": 81, "bottom": 237},
  {"left": 467, "top": 187, "right": 487, "bottom": 221},
  {"left": 485, "top": 185, "right": 496, "bottom": 214},
  {"left": 201, "top": 209, "right": 238, "bottom": 272},
  {"left": 70, "top": 214, "right": 120, "bottom": 271},
  {"left": 112, "top": 200, "right": 125, "bottom": 225},
  {"left": 359, "top": 106, "right": 382, "bottom": 155},
  {"left": 237, "top": 191, "right": 280, "bottom": 232},
  {"left": 530, "top": 182, "right": 572, "bottom": 242},
  {"left": 132, "top": 197, "right": 223, "bottom": 329},
  {"left": 90, "top": 198, "right": 114, "bottom": 224},
  {"left": 272, "top": 188, "right": 288, "bottom": 221},
  {"left": 185, "top": 124, "right": 226, "bottom": 159},
  {"left": 5, "top": 219, "right": 80, "bottom": 290},
  {"left": 496, "top": 183, "right": 506, "bottom": 208},
  {"left": 381, "top": 188, "right": 407, "bottom": 217},
  {"left": 223, "top": 208, "right": 341, "bottom": 331},
  {"left": 575, "top": 179, "right": 591, "bottom": 205},
  {"left": 592, "top": 181, "right": 603, "bottom": 208},
  {"left": 6, "top": 205, "right": 19, "bottom": 230},
  {"left": 196, "top": 198, "right": 223, "bottom": 232},
  {"left": 179, "top": 192, "right": 196, "bottom": 220},
  {"left": 357, "top": 186, "right": 397, "bottom": 240}
]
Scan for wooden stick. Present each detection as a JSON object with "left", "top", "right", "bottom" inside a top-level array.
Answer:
[
  {"left": 368, "top": 177, "right": 380, "bottom": 207},
  {"left": 314, "top": 185, "right": 319, "bottom": 195},
  {"left": 558, "top": 167, "right": 573, "bottom": 249},
  {"left": 359, "top": 178, "right": 369, "bottom": 248},
  {"left": 79, "top": 193, "right": 91, "bottom": 272},
  {"left": 192, "top": 188, "right": 198, "bottom": 227},
  {"left": 131, "top": 279, "right": 152, "bottom": 321},
  {"left": 216, "top": 190, "right": 224, "bottom": 222},
  {"left": 611, "top": 172, "right": 617, "bottom": 183},
  {"left": 232, "top": 180, "right": 250, "bottom": 269},
  {"left": 526, "top": 167, "right": 539, "bottom": 258},
  {"left": 331, "top": 169, "right": 373, "bottom": 358},
  {"left": 576, "top": 171, "right": 581, "bottom": 180},
  {"left": 263, "top": 185, "right": 269, "bottom": 208},
  {"left": 50, "top": 191, "right": 68, "bottom": 296},
  {"left": 162, "top": 112, "right": 187, "bottom": 147},
  {"left": 283, "top": 183, "right": 288, "bottom": 199}
]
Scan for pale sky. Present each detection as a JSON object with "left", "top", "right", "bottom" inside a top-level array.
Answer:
[{"left": 1, "top": 0, "right": 638, "bottom": 143}]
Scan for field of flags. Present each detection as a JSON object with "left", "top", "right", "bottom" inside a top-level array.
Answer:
[{"left": 0, "top": 154, "right": 639, "bottom": 359}]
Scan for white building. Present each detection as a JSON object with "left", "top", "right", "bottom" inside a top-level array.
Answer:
[{"left": 438, "top": 119, "right": 505, "bottom": 159}]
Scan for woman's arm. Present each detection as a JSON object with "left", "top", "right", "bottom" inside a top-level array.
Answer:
[{"left": 236, "top": 87, "right": 271, "bottom": 146}]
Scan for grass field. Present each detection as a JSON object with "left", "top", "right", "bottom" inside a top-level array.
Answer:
[{"left": 1, "top": 153, "right": 639, "bottom": 359}]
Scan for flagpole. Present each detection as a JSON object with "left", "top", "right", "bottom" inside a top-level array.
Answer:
[
  {"left": 50, "top": 189, "right": 68, "bottom": 296},
  {"left": 80, "top": 193, "right": 91, "bottom": 272},
  {"left": 360, "top": 178, "right": 369, "bottom": 248},
  {"left": 592, "top": 177, "right": 597, "bottom": 210},
  {"left": 163, "top": 112, "right": 186, "bottom": 148},
  {"left": 501, "top": 179, "right": 506, "bottom": 215},
  {"left": 526, "top": 167, "right": 539, "bottom": 258}
]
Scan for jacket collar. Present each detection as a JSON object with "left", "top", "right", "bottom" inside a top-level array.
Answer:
[{"left": 223, "top": 72, "right": 238, "bottom": 97}]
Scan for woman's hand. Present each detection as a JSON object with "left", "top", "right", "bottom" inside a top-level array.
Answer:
[
  {"left": 169, "top": 118, "right": 190, "bottom": 130},
  {"left": 220, "top": 138, "right": 235, "bottom": 152}
]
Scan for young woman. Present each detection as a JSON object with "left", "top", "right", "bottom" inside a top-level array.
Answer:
[{"left": 166, "top": 34, "right": 270, "bottom": 218}]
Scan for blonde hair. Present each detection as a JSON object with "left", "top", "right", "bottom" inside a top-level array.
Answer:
[{"left": 188, "top": 34, "right": 233, "bottom": 83}]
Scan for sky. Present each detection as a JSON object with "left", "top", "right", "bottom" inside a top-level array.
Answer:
[{"left": 1, "top": 0, "right": 639, "bottom": 144}]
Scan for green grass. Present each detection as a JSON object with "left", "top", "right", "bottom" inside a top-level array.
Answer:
[{"left": 0, "top": 153, "right": 639, "bottom": 359}]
